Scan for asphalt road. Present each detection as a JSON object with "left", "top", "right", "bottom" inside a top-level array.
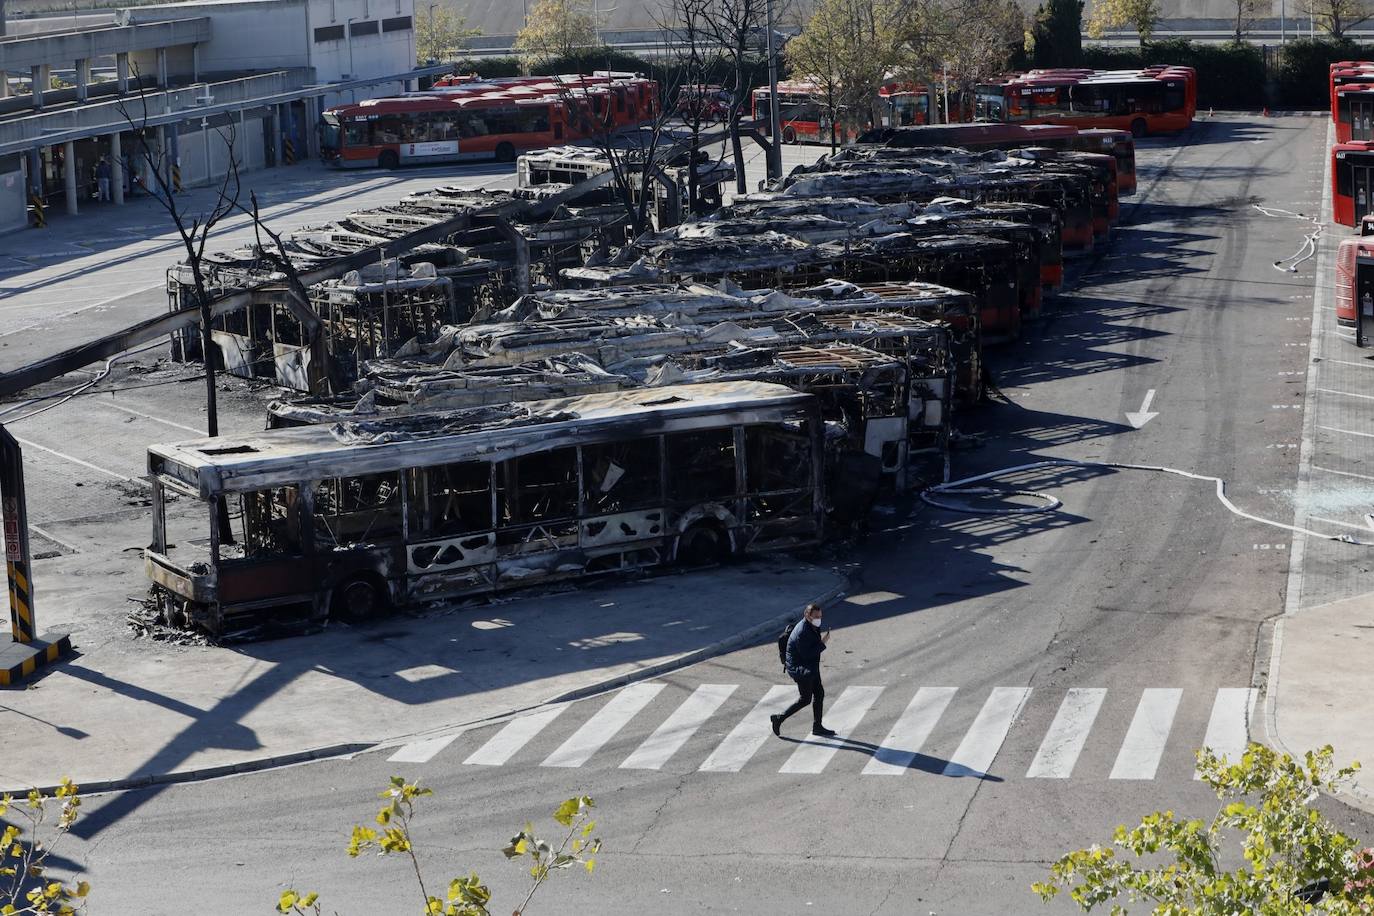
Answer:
[{"left": 20, "top": 116, "right": 1374, "bottom": 914}]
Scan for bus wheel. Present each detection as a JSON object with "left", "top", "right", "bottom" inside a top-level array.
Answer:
[
  {"left": 495, "top": 142, "right": 516, "bottom": 163},
  {"left": 677, "top": 522, "right": 729, "bottom": 566},
  {"left": 781, "top": 125, "right": 798, "bottom": 145},
  {"left": 378, "top": 150, "right": 399, "bottom": 170},
  {"left": 1130, "top": 118, "right": 1147, "bottom": 139},
  {"left": 332, "top": 576, "right": 387, "bottom": 624}
]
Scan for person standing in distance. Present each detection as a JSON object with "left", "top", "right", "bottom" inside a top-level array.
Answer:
[{"left": 771, "top": 603, "right": 835, "bottom": 738}]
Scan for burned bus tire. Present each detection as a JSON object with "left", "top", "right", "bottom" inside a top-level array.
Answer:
[
  {"left": 332, "top": 576, "right": 387, "bottom": 624},
  {"left": 781, "top": 125, "right": 798, "bottom": 145},
  {"left": 676, "top": 522, "right": 729, "bottom": 566},
  {"left": 495, "top": 142, "right": 516, "bottom": 163},
  {"left": 1130, "top": 118, "right": 1147, "bottom": 139},
  {"left": 378, "top": 150, "right": 400, "bottom": 170}
]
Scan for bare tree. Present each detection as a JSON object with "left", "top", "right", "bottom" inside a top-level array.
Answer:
[
  {"left": 555, "top": 72, "right": 681, "bottom": 237},
  {"left": 657, "top": 0, "right": 716, "bottom": 213},
  {"left": 1300, "top": 0, "right": 1374, "bottom": 39},
  {"left": 704, "top": 0, "right": 771, "bottom": 193},
  {"left": 1231, "top": 0, "right": 1261, "bottom": 40}
]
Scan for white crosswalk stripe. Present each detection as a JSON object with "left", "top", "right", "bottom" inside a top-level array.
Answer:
[
  {"left": 432, "top": 683, "right": 1252, "bottom": 782},
  {"left": 620, "top": 684, "right": 737, "bottom": 771},
  {"left": 862, "top": 687, "right": 957, "bottom": 776},
  {"left": 1110, "top": 688, "right": 1183, "bottom": 780},
  {"left": 698, "top": 685, "right": 796, "bottom": 772},
  {"left": 780, "top": 686, "right": 884, "bottom": 774},
  {"left": 943, "top": 687, "right": 1032, "bottom": 779},
  {"left": 464, "top": 705, "right": 566, "bottom": 766},
  {"left": 1195, "top": 687, "right": 1258, "bottom": 778},
  {"left": 1027, "top": 688, "right": 1107, "bottom": 779},
  {"left": 543, "top": 682, "right": 665, "bottom": 768},
  {"left": 388, "top": 732, "right": 462, "bottom": 764}
]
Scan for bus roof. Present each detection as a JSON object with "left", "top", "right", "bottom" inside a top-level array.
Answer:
[{"left": 149, "top": 381, "right": 814, "bottom": 498}]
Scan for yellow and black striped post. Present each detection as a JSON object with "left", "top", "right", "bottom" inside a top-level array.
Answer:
[
  {"left": 172, "top": 160, "right": 183, "bottom": 192},
  {"left": 283, "top": 137, "right": 296, "bottom": 165},
  {"left": 29, "top": 192, "right": 45, "bottom": 229},
  {"left": 0, "top": 426, "right": 69, "bottom": 686}
]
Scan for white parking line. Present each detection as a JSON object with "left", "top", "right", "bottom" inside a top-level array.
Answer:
[
  {"left": 103, "top": 401, "right": 204, "bottom": 434},
  {"left": 1317, "top": 387, "right": 1374, "bottom": 401},
  {"left": 1318, "top": 425, "right": 1374, "bottom": 439},
  {"left": 13, "top": 436, "right": 140, "bottom": 483},
  {"left": 1319, "top": 358, "right": 1374, "bottom": 370},
  {"left": 1312, "top": 465, "right": 1374, "bottom": 482},
  {"left": 1309, "top": 515, "right": 1373, "bottom": 532}
]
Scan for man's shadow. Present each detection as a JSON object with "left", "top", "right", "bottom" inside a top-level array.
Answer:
[{"left": 776, "top": 735, "right": 1006, "bottom": 781}]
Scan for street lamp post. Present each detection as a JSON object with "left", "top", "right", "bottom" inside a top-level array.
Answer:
[
  {"left": 764, "top": 0, "right": 781, "bottom": 181},
  {"left": 427, "top": 2, "right": 437, "bottom": 62}
]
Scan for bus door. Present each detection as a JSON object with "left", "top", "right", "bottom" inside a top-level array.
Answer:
[
  {"left": 1354, "top": 98, "right": 1374, "bottom": 140},
  {"left": 1356, "top": 163, "right": 1374, "bottom": 223},
  {"left": 1357, "top": 253, "right": 1374, "bottom": 347}
]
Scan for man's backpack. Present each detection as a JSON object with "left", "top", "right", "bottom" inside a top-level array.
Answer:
[{"left": 777, "top": 619, "right": 799, "bottom": 669}]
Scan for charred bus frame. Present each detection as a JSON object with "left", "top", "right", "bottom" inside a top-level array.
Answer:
[{"left": 145, "top": 382, "right": 826, "bottom": 637}]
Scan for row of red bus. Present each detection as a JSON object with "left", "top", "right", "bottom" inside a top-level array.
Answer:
[
  {"left": 320, "top": 65, "right": 1196, "bottom": 172},
  {"left": 320, "top": 72, "right": 660, "bottom": 169},
  {"left": 748, "top": 66, "right": 1196, "bottom": 147},
  {"left": 1327, "top": 62, "right": 1374, "bottom": 332}
]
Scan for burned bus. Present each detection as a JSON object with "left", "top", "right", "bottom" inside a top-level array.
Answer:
[{"left": 145, "top": 381, "right": 825, "bottom": 636}]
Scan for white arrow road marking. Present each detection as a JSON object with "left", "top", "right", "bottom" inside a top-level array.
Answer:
[{"left": 1126, "top": 389, "right": 1159, "bottom": 429}]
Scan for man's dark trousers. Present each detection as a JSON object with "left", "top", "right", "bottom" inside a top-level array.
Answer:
[{"left": 779, "top": 671, "right": 824, "bottom": 727}]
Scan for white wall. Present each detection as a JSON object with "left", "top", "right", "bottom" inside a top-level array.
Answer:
[
  {"left": 177, "top": 114, "right": 268, "bottom": 188},
  {"left": 133, "top": 0, "right": 313, "bottom": 77},
  {"left": 306, "top": 0, "right": 414, "bottom": 101}
]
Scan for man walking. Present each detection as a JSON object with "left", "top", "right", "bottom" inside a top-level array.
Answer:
[
  {"left": 771, "top": 603, "right": 835, "bottom": 738},
  {"left": 96, "top": 156, "right": 112, "bottom": 202}
]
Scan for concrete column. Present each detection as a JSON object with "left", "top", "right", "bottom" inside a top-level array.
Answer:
[
  {"left": 75, "top": 58, "right": 90, "bottom": 102},
  {"left": 116, "top": 52, "right": 129, "bottom": 93},
  {"left": 156, "top": 47, "right": 168, "bottom": 88},
  {"left": 268, "top": 105, "right": 281, "bottom": 167},
  {"left": 159, "top": 124, "right": 174, "bottom": 193},
  {"left": 30, "top": 64, "right": 47, "bottom": 109},
  {"left": 191, "top": 43, "right": 200, "bottom": 82},
  {"left": 308, "top": 97, "right": 323, "bottom": 159},
  {"left": 0, "top": 72, "right": 10, "bottom": 100},
  {"left": 27, "top": 148, "right": 42, "bottom": 199},
  {"left": 62, "top": 140, "right": 77, "bottom": 216},
  {"left": 110, "top": 131, "right": 124, "bottom": 205}
]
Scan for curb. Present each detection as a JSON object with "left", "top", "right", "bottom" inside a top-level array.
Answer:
[
  {"left": 12, "top": 575, "right": 849, "bottom": 797},
  {"left": 9, "top": 742, "right": 373, "bottom": 798}
]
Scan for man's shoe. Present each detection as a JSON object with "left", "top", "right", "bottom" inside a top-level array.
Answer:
[
  {"left": 770, "top": 714, "right": 783, "bottom": 737},
  {"left": 811, "top": 725, "right": 837, "bottom": 738}
]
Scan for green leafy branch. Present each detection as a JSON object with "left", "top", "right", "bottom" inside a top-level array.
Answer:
[
  {"left": 278, "top": 779, "right": 601, "bottom": 916},
  {"left": 0, "top": 779, "right": 91, "bottom": 916},
  {"left": 1034, "top": 743, "right": 1374, "bottom": 913}
]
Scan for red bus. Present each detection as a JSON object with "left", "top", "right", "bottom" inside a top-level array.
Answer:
[
  {"left": 751, "top": 79, "right": 935, "bottom": 145},
  {"left": 973, "top": 66, "right": 1196, "bottom": 138},
  {"left": 1335, "top": 81, "right": 1374, "bottom": 142},
  {"left": 1334, "top": 236, "right": 1374, "bottom": 326},
  {"left": 855, "top": 121, "right": 1137, "bottom": 196},
  {"left": 1331, "top": 63, "right": 1374, "bottom": 123},
  {"left": 321, "top": 73, "right": 660, "bottom": 169},
  {"left": 1332, "top": 141, "right": 1374, "bottom": 227}
]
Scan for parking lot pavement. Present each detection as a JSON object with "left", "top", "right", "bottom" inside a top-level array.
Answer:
[
  {"left": 0, "top": 158, "right": 517, "bottom": 375},
  {"left": 0, "top": 559, "right": 843, "bottom": 792},
  {"left": 1267, "top": 117, "right": 1374, "bottom": 807}
]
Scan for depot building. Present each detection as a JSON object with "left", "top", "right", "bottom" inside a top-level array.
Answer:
[{"left": 0, "top": 0, "right": 445, "bottom": 231}]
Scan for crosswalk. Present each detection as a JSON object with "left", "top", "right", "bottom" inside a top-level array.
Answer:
[{"left": 387, "top": 683, "right": 1260, "bottom": 782}]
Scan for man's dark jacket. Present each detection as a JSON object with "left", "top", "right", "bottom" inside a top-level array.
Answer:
[{"left": 785, "top": 620, "right": 826, "bottom": 679}]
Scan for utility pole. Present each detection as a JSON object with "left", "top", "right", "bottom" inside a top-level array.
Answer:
[
  {"left": 764, "top": 0, "right": 782, "bottom": 181},
  {"left": 428, "top": 2, "right": 437, "bottom": 62},
  {"left": 1280, "top": 0, "right": 1286, "bottom": 44}
]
